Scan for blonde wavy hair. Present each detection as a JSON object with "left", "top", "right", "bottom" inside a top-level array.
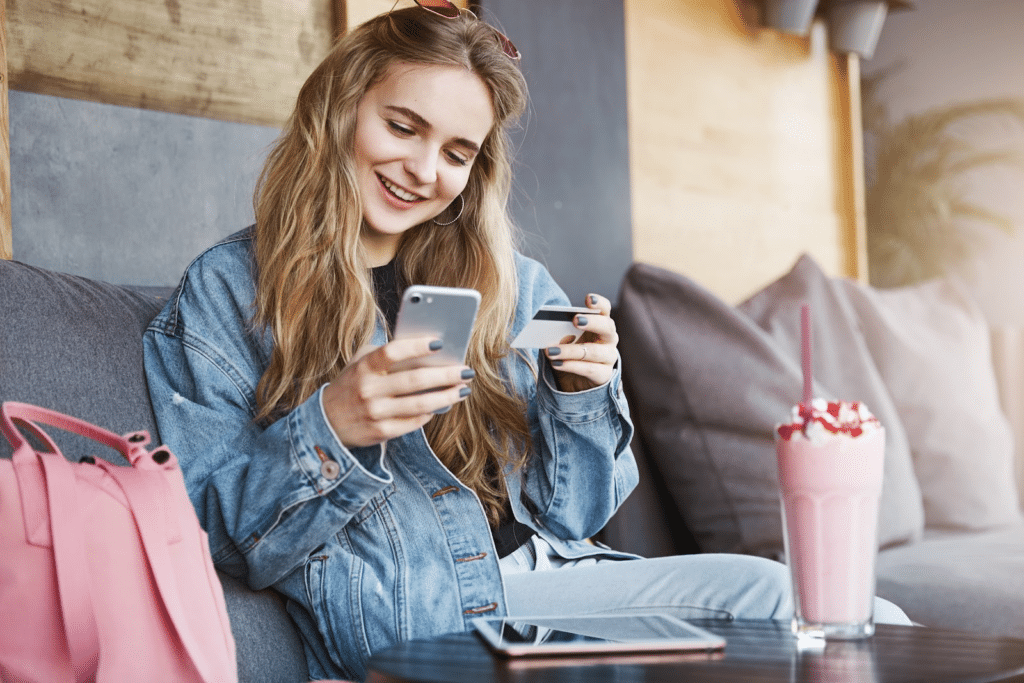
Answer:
[{"left": 252, "top": 7, "right": 530, "bottom": 525}]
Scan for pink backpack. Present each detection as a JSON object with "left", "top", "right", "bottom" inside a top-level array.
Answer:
[{"left": 0, "top": 402, "right": 237, "bottom": 683}]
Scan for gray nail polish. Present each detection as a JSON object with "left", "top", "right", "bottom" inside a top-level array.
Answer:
[
  {"left": 429, "top": 339, "right": 443, "bottom": 351},
  {"left": 459, "top": 387, "right": 472, "bottom": 398},
  {"left": 547, "top": 347, "right": 561, "bottom": 356},
  {"left": 461, "top": 369, "right": 476, "bottom": 380},
  {"left": 551, "top": 359, "right": 563, "bottom": 367},
  {"left": 576, "top": 316, "right": 589, "bottom": 327}
]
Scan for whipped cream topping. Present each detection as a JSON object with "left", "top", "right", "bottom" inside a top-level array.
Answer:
[{"left": 776, "top": 397, "right": 881, "bottom": 443}]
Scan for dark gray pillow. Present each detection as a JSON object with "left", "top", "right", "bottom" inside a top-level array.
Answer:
[
  {"left": 0, "top": 259, "right": 165, "bottom": 461},
  {"left": 616, "top": 256, "right": 924, "bottom": 558}
]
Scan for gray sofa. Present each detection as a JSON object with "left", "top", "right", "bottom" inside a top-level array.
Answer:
[
  {"left": 0, "top": 259, "right": 309, "bottom": 682},
  {"left": 6, "top": 251, "right": 1024, "bottom": 681},
  {"left": 603, "top": 256, "right": 1024, "bottom": 639}
]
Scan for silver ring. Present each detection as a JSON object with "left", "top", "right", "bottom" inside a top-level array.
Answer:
[{"left": 581, "top": 346, "right": 587, "bottom": 361}]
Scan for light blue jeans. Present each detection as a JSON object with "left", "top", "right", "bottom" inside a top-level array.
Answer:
[{"left": 500, "top": 536, "right": 912, "bottom": 625}]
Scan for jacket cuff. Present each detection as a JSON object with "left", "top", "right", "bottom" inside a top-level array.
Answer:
[
  {"left": 538, "top": 354, "right": 627, "bottom": 420},
  {"left": 285, "top": 385, "right": 392, "bottom": 505}
]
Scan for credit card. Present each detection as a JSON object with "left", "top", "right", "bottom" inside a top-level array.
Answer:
[{"left": 511, "top": 306, "right": 598, "bottom": 349}]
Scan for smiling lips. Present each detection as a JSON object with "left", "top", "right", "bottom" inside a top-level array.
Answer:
[{"left": 378, "top": 173, "right": 425, "bottom": 203}]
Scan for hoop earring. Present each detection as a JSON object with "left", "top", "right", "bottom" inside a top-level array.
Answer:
[{"left": 432, "top": 195, "right": 464, "bottom": 226}]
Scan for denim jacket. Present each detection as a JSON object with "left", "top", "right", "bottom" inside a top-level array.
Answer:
[{"left": 143, "top": 228, "right": 638, "bottom": 681}]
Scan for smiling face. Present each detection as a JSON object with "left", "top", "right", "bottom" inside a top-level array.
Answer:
[{"left": 354, "top": 62, "right": 496, "bottom": 266}]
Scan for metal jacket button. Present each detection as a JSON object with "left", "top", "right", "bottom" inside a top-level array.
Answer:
[{"left": 320, "top": 460, "right": 341, "bottom": 480}]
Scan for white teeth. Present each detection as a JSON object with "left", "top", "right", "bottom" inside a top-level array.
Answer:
[{"left": 380, "top": 175, "right": 421, "bottom": 202}]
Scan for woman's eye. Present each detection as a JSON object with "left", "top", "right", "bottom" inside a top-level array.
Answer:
[
  {"left": 388, "top": 121, "right": 414, "bottom": 136},
  {"left": 445, "top": 150, "right": 470, "bottom": 167}
]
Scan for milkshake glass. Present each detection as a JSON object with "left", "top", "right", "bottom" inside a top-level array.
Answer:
[{"left": 776, "top": 399, "right": 885, "bottom": 640}]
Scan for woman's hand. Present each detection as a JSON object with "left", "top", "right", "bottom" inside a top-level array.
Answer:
[
  {"left": 544, "top": 294, "right": 618, "bottom": 393},
  {"left": 322, "top": 337, "right": 473, "bottom": 448}
]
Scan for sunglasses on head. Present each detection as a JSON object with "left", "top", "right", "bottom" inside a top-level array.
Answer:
[{"left": 409, "top": 0, "right": 521, "bottom": 60}]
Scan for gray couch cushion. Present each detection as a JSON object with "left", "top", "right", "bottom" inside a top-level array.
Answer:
[
  {"left": 876, "top": 524, "right": 1024, "bottom": 638},
  {"left": 0, "top": 259, "right": 308, "bottom": 682},
  {"left": 0, "top": 259, "right": 164, "bottom": 461},
  {"left": 615, "top": 256, "right": 924, "bottom": 558},
  {"left": 220, "top": 573, "right": 311, "bottom": 683}
]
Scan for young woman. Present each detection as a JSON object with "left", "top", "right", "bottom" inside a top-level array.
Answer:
[{"left": 143, "top": 4, "right": 909, "bottom": 680}]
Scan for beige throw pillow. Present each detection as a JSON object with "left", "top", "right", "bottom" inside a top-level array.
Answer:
[{"left": 841, "top": 277, "right": 1022, "bottom": 530}]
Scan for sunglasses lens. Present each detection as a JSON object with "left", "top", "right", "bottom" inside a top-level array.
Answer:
[
  {"left": 411, "top": 0, "right": 521, "bottom": 60},
  {"left": 415, "top": 0, "right": 461, "bottom": 19},
  {"left": 495, "top": 31, "right": 520, "bottom": 60}
]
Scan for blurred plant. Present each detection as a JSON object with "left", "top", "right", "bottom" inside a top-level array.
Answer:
[{"left": 861, "top": 69, "right": 1024, "bottom": 288}]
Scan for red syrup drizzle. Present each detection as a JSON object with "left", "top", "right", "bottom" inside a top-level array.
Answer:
[{"left": 776, "top": 401, "right": 879, "bottom": 440}]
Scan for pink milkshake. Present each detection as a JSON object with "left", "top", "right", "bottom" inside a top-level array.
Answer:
[{"left": 776, "top": 398, "right": 885, "bottom": 640}]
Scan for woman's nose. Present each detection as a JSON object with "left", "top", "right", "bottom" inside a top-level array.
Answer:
[{"left": 404, "top": 145, "right": 438, "bottom": 185}]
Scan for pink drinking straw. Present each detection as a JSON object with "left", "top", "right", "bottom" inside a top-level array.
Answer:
[{"left": 801, "top": 304, "right": 813, "bottom": 415}]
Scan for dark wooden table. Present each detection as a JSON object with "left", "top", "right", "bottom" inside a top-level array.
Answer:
[{"left": 367, "top": 619, "right": 1024, "bottom": 682}]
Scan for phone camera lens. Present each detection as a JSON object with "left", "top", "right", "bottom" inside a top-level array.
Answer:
[{"left": 410, "top": 294, "right": 422, "bottom": 304}]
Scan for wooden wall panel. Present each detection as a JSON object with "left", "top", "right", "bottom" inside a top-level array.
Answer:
[
  {"left": 832, "top": 51, "right": 868, "bottom": 283},
  {"left": 624, "top": 0, "right": 864, "bottom": 303},
  {"left": 5, "top": 0, "right": 335, "bottom": 128},
  {"left": 348, "top": 0, "right": 399, "bottom": 30},
  {"left": 4, "top": 0, "right": 474, "bottom": 128},
  {"left": 345, "top": 0, "right": 469, "bottom": 31},
  {"left": 1, "top": 0, "right": 10, "bottom": 259}
]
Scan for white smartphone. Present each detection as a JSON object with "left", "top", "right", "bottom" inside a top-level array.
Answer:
[
  {"left": 472, "top": 613, "right": 726, "bottom": 658},
  {"left": 391, "top": 285, "right": 481, "bottom": 374},
  {"left": 511, "top": 305, "right": 599, "bottom": 349}
]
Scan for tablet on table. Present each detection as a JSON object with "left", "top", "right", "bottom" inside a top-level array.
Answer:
[{"left": 472, "top": 612, "right": 726, "bottom": 658}]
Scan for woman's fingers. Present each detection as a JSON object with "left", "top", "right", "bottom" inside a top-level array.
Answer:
[
  {"left": 544, "top": 293, "right": 620, "bottom": 391},
  {"left": 323, "top": 337, "right": 473, "bottom": 447},
  {"left": 546, "top": 336, "right": 614, "bottom": 365},
  {"left": 389, "top": 363, "right": 476, "bottom": 397},
  {"left": 360, "top": 337, "right": 472, "bottom": 392},
  {"left": 362, "top": 336, "right": 442, "bottom": 374},
  {"left": 584, "top": 292, "right": 612, "bottom": 316},
  {"left": 359, "top": 382, "right": 471, "bottom": 423}
]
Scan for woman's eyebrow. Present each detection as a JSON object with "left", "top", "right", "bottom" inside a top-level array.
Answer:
[{"left": 384, "top": 105, "right": 481, "bottom": 153}]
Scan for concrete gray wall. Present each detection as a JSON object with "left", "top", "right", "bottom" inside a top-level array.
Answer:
[
  {"left": 10, "top": 91, "right": 280, "bottom": 288},
  {"left": 10, "top": 0, "right": 633, "bottom": 303}
]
